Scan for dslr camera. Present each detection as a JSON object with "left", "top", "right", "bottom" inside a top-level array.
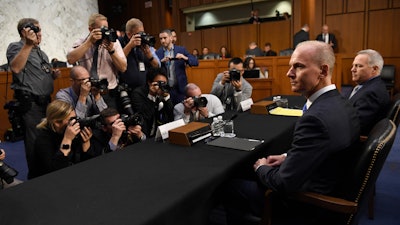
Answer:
[
  {"left": 193, "top": 96, "right": 208, "bottom": 108},
  {"left": 100, "top": 26, "right": 117, "bottom": 42},
  {"left": 89, "top": 78, "right": 108, "bottom": 93},
  {"left": 117, "top": 83, "right": 134, "bottom": 116},
  {"left": 24, "top": 23, "right": 40, "bottom": 33},
  {"left": 3, "top": 100, "right": 25, "bottom": 142},
  {"left": 157, "top": 81, "right": 170, "bottom": 93},
  {"left": 72, "top": 115, "right": 102, "bottom": 130},
  {"left": 138, "top": 31, "right": 156, "bottom": 47},
  {"left": 0, "top": 151, "right": 19, "bottom": 184},
  {"left": 121, "top": 113, "right": 144, "bottom": 127},
  {"left": 228, "top": 69, "right": 241, "bottom": 82}
]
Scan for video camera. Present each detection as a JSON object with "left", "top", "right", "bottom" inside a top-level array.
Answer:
[
  {"left": 24, "top": 23, "right": 40, "bottom": 33},
  {"left": 157, "top": 81, "right": 170, "bottom": 93},
  {"left": 228, "top": 69, "right": 241, "bottom": 82},
  {"left": 100, "top": 26, "right": 117, "bottom": 42},
  {"left": 193, "top": 96, "right": 208, "bottom": 108},
  {"left": 138, "top": 31, "right": 156, "bottom": 47},
  {"left": 0, "top": 151, "right": 18, "bottom": 184},
  {"left": 89, "top": 78, "right": 108, "bottom": 93}
]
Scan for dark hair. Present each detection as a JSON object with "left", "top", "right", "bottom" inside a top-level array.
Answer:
[
  {"left": 264, "top": 42, "right": 272, "bottom": 47},
  {"left": 17, "top": 18, "right": 39, "bottom": 37},
  {"left": 146, "top": 67, "right": 168, "bottom": 83},
  {"left": 228, "top": 57, "right": 243, "bottom": 67},
  {"left": 100, "top": 108, "right": 120, "bottom": 124},
  {"left": 160, "top": 29, "right": 172, "bottom": 35},
  {"left": 243, "top": 57, "right": 256, "bottom": 69}
]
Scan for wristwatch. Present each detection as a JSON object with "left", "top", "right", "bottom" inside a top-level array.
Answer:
[{"left": 61, "top": 144, "right": 70, "bottom": 150}]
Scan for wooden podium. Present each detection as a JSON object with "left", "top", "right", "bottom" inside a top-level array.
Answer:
[{"left": 168, "top": 122, "right": 211, "bottom": 146}]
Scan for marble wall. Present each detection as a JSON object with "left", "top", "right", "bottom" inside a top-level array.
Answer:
[{"left": 0, "top": 0, "right": 98, "bottom": 66}]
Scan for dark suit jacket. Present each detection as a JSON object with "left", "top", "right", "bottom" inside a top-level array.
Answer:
[
  {"left": 257, "top": 89, "right": 360, "bottom": 195},
  {"left": 346, "top": 76, "right": 390, "bottom": 135},
  {"left": 316, "top": 33, "right": 338, "bottom": 50},
  {"left": 156, "top": 45, "right": 198, "bottom": 104},
  {"left": 293, "top": 29, "right": 309, "bottom": 49}
]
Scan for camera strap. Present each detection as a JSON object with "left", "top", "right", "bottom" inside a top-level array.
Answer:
[{"left": 90, "top": 46, "right": 99, "bottom": 79}]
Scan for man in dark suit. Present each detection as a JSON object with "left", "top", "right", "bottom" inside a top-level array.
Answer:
[
  {"left": 316, "top": 24, "right": 338, "bottom": 50},
  {"left": 346, "top": 49, "right": 390, "bottom": 135},
  {"left": 156, "top": 29, "right": 198, "bottom": 105},
  {"left": 293, "top": 24, "right": 310, "bottom": 49},
  {"left": 220, "top": 41, "right": 360, "bottom": 225}
]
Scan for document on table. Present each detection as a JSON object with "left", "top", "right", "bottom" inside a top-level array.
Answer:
[
  {"left": 269, "top": 107, "right": 303, "bottom": 117},
  {"left": 206, "top": 136, "right": 264, "bottom": 151}
]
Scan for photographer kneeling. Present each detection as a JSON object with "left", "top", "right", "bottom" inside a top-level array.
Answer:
[
  {"left": 31, "top": 100, "right": 93, "bottom": 178},
  {"left": 91, "top": 108, "right": 145, "bottom": 156},
  {"left": 174, "top": 83, "right": 224, "bottom": 123}
]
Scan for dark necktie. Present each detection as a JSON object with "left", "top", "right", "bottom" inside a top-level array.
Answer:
[
  {"left": 302, "top": 103, "right": 308, "bottom": 114},
  {"left": 90, "top": 46, "right": 99, "bottom": 79}
]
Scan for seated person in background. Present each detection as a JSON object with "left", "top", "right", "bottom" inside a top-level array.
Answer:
[
  {"left": 219, "top": 46, "right": 231, "bottom": 59},
  {"left": 56, "top": 65, "right": 107, "bottom": 119},
  {"left": 200, "top": 47, "right": 218, "bottom": 59},
  {"left": 245, "top": 42, "right": 263, "bottom": 57},
  {"left": 211, "top": 57, "right": 253, "bottom": 111},
  {"left": 262, "top": 42, "right": 277, "bottom": 56},
  {"left": 192, "top": 48, "right": 200, "bottom": 59},
  {"left": 346, "top": 49, "right": 390, "bottom": 136},
  {"left": 219, "top": 41, "right": 360, "bottom": 225},
  {"left": 249, "top": 8, "right": 263, "bottom": 24},
  {"left": 131, "top": 67, "right": 174, "bottom": 137},
  {"left": 91, "top": 108, "right": 145, "bottom": 156},
  {"left": 32, "top": 100, "right": 93, "bottom": 178},
  {"left": 243, "top": 56, "right": 265, "bottom": 78},
  {"left": 174, "top": 83, "right": 224, "bottom": 123},
  {"left": 315, "top": 24, "right": 337, "bottom": 50}
]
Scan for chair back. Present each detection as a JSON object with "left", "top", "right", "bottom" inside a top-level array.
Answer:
[
  {"left": 387, "top": 93, "right": 400, "bottom": 126},
  {"left": 342, "top": 118, "right": 396, "bottom": 224},
  {"left": 380, "top": 64, "right": 396, "bottom": 88}
]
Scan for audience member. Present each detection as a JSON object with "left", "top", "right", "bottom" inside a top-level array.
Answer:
[
  {"left": 200, "top": 47, "right": 218, "bottom": 59},
  {"left": 346, "top": 49, "right": 390, "bottom": 135},
  {"left": 211, "top": 57, "right": 253, "bottom": 111},
  {"left": 219, "top": 46, "right": 231, "bottom": 59},
  {"left": 170, "top": 28, "right": 178, "bottom": 44},
  {"left": 249, "top": 9, "right": 263, "bottom": 24},
  {"left": 32, "top": 100, "right": 93, "bottom": 178},
  {"left": 156, "top": 29, "right": 199, "bottom": 105},
  {"left": 91, "top": 108, "right": 145, "bottom": 156},
  {"left": 192, "top": 48, "right": 200, "bottom": 59},
  {"left": 66, "top": 13, "right": 127, "bottom": 109},
  {"left": 293, "top": 24, "right": 310, "bottom": 49},
  {"left": 119, "top": 18, "right": 160, "bottom": 90},
  {"left": 316, "top": 24, "right": 337, "bottom": 50},
  {"left": 131, "top": 67, "right": 174, "bottom": 137},
  {"left": 245, "top": 42, "right": 263, "bottom": 57},
  {"left": 6, "top": 17, "right": 61, "bottom": 179},
  {"left": 56, "top": 65, "right": 107, "bottom": 119},
  {"left": 174, "top": 83, "right": 224, "bottom": 123},
  {"left": 219, "top": 41, "right": 360, "bottom": 225},
  {"left": 243, "top": 56, "right": 265, "bottom": 78},
  {"left": 262, "top": 42, "right": 277, "bottom": 56}
]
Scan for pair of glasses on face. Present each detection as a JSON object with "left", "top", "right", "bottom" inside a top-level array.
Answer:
[{"left": 73, "top": 78, "right": 90, "bottom": 82}]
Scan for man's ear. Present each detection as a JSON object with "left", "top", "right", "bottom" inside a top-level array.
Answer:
[{"left": 320, "top": 64, "right": 328, "bottom": 78}]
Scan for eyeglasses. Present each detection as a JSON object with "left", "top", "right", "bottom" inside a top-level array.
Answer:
[{"left": 73, "top": 78, "right": 90, "bottom": 82}]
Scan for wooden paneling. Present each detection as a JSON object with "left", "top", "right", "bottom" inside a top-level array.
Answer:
[
  {"left": 229, "top": 24, "right": 258, "bottom": 58},
  {"left": 369, "top": 0, "right": 389, "bottom": 10},
  {"left": 326, "top": 0, "right": 344, "bottom": 14},
  {"left": 180, "top": 30, "right": 202, "bottom": 55},
  {"left": 368, "top": 9, "right": 400, "bottom": 57},
  {"left": 190, "top": 0, "right": 201, "bottom": 7},
  {"left": 259, "top": 20, "right": 291, "bottom": 54},
  {"left": 201, "top": 27, "right": 228, "bottom": 55},
  {"left": 394, "top": 0, "right": 400, "bottom": 7},
  {"left": 347, "top": 0, "right": 365, "bottom": 12}
]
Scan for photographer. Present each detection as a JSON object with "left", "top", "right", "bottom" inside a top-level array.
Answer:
[
  {"left": 91, "top": 108, "right": 145, "bottom": 156},
  {"left": 56, "top": 65, "right": 107, "bottom": 119},
  {"left": 66, "top": 13, "right": 127, "bottom": 109},
  {"left": 32, "top": 100, "right": 93, "bottom": 179},
  {"left": 131, "top": 67, "right": 174, "bottom": 137},
  {"left": 6, "top": 18, "right": 61, "bottom": 179},
  {"left": 0, "top": 149, "right": 22, "bottom": 189},
  {"left": 174, "top": 83, "right": 224, "bottom": 123},
  {"left": 211, "top": 57, "right": 253, "bottom": 111},
  {"left": 119, "top": 18, "right": 160, "bottom": 90}
]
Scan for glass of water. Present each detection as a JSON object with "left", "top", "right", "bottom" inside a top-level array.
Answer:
[{"left": 223, "top": 120, "right": 236, "bottom": 138}]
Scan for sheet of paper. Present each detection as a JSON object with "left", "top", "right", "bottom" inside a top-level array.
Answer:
[{"left": 269, "top": 107, "right": 303, "bottom": 117}]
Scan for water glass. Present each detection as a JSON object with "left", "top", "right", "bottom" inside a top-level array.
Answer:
[{"left": 223, "top": 120, "right": 236, "bottom": 138}]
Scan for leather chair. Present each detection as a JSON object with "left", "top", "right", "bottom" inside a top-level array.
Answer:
[
  {"left": 260, "top": 118, "right": 397, "bottom": 225},
  {"left": 380, "top": 65, "right": 396, "bottom": 98},
  {"left": 387, "top": 93, "right": 400, "bottom": 126}
]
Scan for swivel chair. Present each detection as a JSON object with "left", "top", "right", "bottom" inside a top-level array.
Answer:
[{"left": 380, "top": 65, "right": 396, "bottom": 98}]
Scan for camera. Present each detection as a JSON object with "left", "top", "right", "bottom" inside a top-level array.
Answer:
[
  {"left": 3, "top": 100, "right": 25, "bottom": 142},
  {"left": 89, "top": 78, "right": 108, "bottom": 93},
  {"left": 24, "top": 23, "right": 40, "bottom": 33},
  {"left": 157, "top": 81, "right": 170, "bottom": 93},
  {"left": 72, "top": 115, "right": 102, "bottom": 130},
  {"left": 117, "top": 83, "right": 134, "bottom": 116},
  {"left": 0, "top": 151, "right": 18, "bottom": 184},
  {"left": 138, "top": 31, "right": 156, "bottom": 47},
  {"left": 121, "top": 113, "right": 144, "bottom": 127},
  {"left": 193, "top": 96, "right": 208, "bottom": 108},
  {"left": 228, "top": 69, "right": 241, "bottom": 82},
  {"left": 100, "top": 26, "right": 117, "bottom": 42}
]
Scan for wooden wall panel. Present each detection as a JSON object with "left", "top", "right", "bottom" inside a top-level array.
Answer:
[
  {"left": 368, "top": 9, "right": 400, "bottom": 57},
  {"left": 369, "top": 0, "right": 389, "bottom": 10},
  {"left": 347, "top": 0, "right": 365, "bottom": 12},
  {"left": 326, "top": 0, "right": 344, "bottom": 14},
  {"left": 229, "top": 24, "right": 258, "bottom": 58},
  {"left": 201, "top": 27, "right": 228, "bottom": 55},
  {"left": 180, "top": 30, "right": 202, "bottom": 55},
  {"left": 259, "top": 20, "right": 291, "bottom": 54},
  {"left": 394, "top": 0, "right": 400, "bottom": 7}
]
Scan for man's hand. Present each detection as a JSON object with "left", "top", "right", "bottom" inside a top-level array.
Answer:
[
  {"left": 127, "top": 125, "right": 144, "bottom": 140},
  {"left": 89, "top": 28, "right": 102, "bottom": 45},
  {"left": 23, "top": 27, "right": 39, "bottom": 46},
  {"left": 253, "top": 154, "right": 287, "bottom": 171},
  {"left": 80, "top": 79, "right": 91, "bottom": 98},
  {"left": 198, "top": 106, "right": 209, "bottom": 118},
  {"left": 231, "top": 79, "right": 242, "bottom": 91},
  {"left": 111, "top": 118, "right": 126, "bottom": 140},
  {"left": 221, "top": 71, "right": 231, "bottom": 85}
]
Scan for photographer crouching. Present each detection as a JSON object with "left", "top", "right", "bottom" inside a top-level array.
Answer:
[{"left": 90, "top": 108, "right": 146, "bottom": 156}]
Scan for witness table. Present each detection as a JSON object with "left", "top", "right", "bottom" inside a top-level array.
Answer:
[{"left": 0, "top": 96, "right": 304, "bottom": 225}]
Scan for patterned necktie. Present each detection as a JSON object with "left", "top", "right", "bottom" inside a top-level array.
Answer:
[
  {"left": 349, "top": 85, "right": 361, "bottom": 99},
  {"left": 302, "top": 103, "right": 308, "bottom": 114}
]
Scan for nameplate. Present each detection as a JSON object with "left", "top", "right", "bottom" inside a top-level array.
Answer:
[
  {"left": 240, "top": 98, "right": 254, "bottom": 112},
  {"left": 169, "top": 122, "right": 211, "bottom": 146},
  {"left": 155, "top": 119, "right": 185, "bottom": 142},
  {"left": 250, "top": 100, "right": 276, "bottom": 114}
]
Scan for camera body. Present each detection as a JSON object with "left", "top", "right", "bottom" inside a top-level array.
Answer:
[
  {"left": 138, "top": 31, "right": 156, "bottom": 47},
  {"left": 117, "top": 83, "right": 134, "bottom": 116},
  {"left": 3, "top": 100, "right": 25, "bottom": 142},
  {"left": 100, "top": 26, "right": 117, "bottom": 42},
  {"left": 73, "top": 115, "right": 102, "bottom": 130},
  {"left": 228, "top": 69, "right": 241, "bottom": 82},
  {"left": 0, "top": 151, "right": 18, "bottom": 184},
  {"left": 193, "top": 96, "right": 208, "bottom": 108},
  {"left": 89, "top": 78, "right": 108, "bottom": 93},
  {"left": 24, "top": 23, "right": 40, "bottom": 33},
  {"left": 157, "top": 81, "right": 170, "bottom": 93},
  {"left": 121, "top": 113, "right": 144, "bottom": 127}
]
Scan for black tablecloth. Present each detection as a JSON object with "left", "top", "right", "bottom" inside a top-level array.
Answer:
[{"left": 0, "top": 96, "right": 305, "bottom": 225}]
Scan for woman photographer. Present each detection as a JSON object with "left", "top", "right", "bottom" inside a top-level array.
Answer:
[{"left": 32, "top": 100, "right": 93, "bottom": 178}]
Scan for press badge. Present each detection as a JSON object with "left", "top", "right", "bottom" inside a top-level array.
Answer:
[{"left": 139, "top": 62, "right": 145, "bottom": 71}]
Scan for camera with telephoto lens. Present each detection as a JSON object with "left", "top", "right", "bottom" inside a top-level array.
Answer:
[
  {"left": 89, "top": 78, "right": 108, "bottom": 93},
  {"left": 0, "top": 151, "right": 19, "bottom": 184},
  {"left": 24, "top": 23, "right": 40, "bottom": 33},
  {"left": 138, "top": 31, "right": 156, "bottom": 47},
  {"left": 157, "top": 81, "right": 170, "bottom": 93},
  {"left": 193, "top": 96, "right": 208, "bottom": 108},
  {"left": 228, "top": 69, "right": 241, "bottom": 82},
  {"left": 117, "top": 83, "right": 134, "bottom": 116},
  {"left": 72, "top": 115, "right": 102, "bottom": 130},
  {"left": 100, "top": 26, "right": 117, "bottom": 42}
]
